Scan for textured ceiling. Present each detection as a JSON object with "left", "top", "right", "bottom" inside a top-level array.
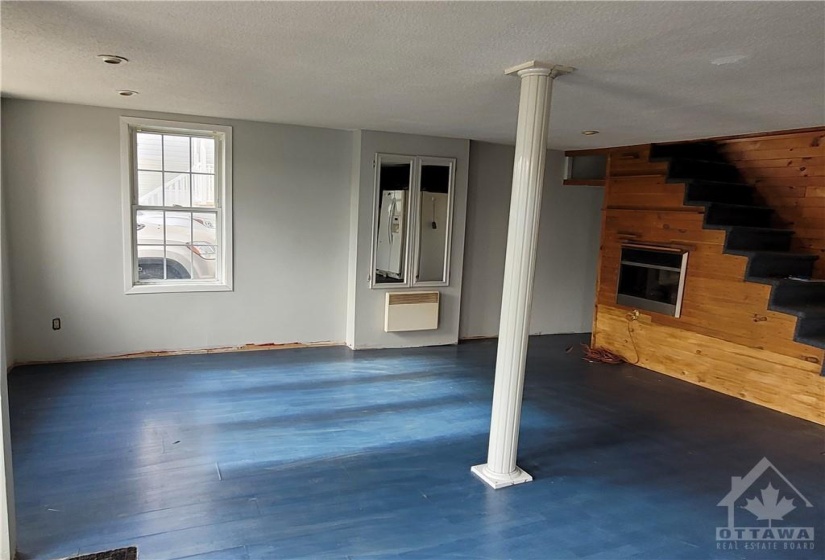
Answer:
[{"left": 1, "top": 1, "right": 823, "bottom": 149}]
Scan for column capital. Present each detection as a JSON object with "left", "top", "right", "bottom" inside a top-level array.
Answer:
[{"left": 504, "top": 60, "right": 575, "bottom": 79}]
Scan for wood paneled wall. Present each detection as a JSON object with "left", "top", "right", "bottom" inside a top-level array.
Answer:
[
  {"left": 587, "top": 132, "right": 825, "bottom": 425},
  {"left": 719, "top": 130, "right": 825, "bottom": 277}
]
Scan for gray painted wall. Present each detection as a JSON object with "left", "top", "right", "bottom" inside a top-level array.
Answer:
[
  {"left": 1, "top": 101, "right": 601, "bottom": 366},
  {"left": 346, "top": 131, "right": 470, "bottom": 349},
  {"left": 3, "top": 99, "right": 353, "bottom": 363},
  {"left": 460, "top": 141, "right": 603, "bottom": 339}
]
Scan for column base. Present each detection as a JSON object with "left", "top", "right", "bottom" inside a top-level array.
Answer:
[{"left": 471, "top": 463, "right": 533, "bottom": 489}]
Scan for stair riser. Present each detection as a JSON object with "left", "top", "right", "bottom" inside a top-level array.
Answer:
[
  {"left": 726, "top": 230, "right": 793, "bottom": 252},
  {"left": 771, "top": 284, "right": 825, "bottom": 307},
  {"left": 686, "top": 184, "right": 754, "bottom": 205},
  {"left": 669, "top": 161, "right": 743, "bottom": 183},
  {"left": 706, "top": 207, "right": 773, "bottom": 228},
  {"left": 746, "top": 256, "right": 815, "bottom": 279},
  {"left": 651, "top": 142, "right": 730, "bottom": 162},
  {"left": 797, "top": 317, "right": 825, "bottom": 339}
]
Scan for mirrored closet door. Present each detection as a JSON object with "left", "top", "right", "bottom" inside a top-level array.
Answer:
[{"left": 371, "top": 154, "right": 456, "bottom": 289}]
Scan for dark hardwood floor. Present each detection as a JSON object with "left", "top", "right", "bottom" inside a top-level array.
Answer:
[{"left": 8, "top": 334, "right": 824, "bottom": 560}]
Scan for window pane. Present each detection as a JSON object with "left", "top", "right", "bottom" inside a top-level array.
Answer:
[
  {"left": 193, "top": 212, "right": 218, "bottom": 244},
  {"left": 189, "top": 245, "right": 217, "bottom": 280},
  {"left": 190, "top": 212, "right": 217, "bottom": 280},
  {"left": 136, "top": 210, "right": 163, "bottom": 245},
  {"left": 163, "top": 135, "right": 190, "bottom": 172},
  {"left": 138, "top": 171, "right": 163, "bottom": 205},
  {"left": 136, "top": 133, "right": 162, "bottom": 171},
  {"left": 165, "top": 211, "right": 192, "bottom": 246},
  {"left": 137, "top": 245, "right": 167, "bottom": 280},
  {"left": 164, "top": 245, "right": 192, "bottom": 280},
  {"left": 191, "top": 174, "right": 215, "bottom": 207},
  {"left": 164, "top": 172, "right": 191, "bottom": 207},
  {"left": 192, "top": 137, "right": 215, "bottom": 173},
  {"left": 129, "top": 123, "right": 228, "bottom": 288}
]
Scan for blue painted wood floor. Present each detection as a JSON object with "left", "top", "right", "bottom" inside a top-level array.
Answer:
[{"left": 9, "top": 335, "right": 824, "bottom": 560}]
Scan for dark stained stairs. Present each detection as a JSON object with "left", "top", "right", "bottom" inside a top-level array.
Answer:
[{"left": 650, "top": 141, "right": 825, "bottom": 369}]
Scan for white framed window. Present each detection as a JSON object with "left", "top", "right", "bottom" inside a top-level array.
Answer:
[{"left": 121, "top": 117, "right": 233, "bottom": 294}]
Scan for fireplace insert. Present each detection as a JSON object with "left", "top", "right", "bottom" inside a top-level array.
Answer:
[{"left": 617, "top": 245, "right": 689, "bottom": 317}]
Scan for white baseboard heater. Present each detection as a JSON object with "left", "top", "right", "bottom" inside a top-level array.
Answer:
[{"left": 384, "top": 291, "right": 440, "bottom": 332}]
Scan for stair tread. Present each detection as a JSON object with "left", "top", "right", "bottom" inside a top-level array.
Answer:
[
  {"left": 750, "top": 276, "right": 824, "bottom": 286},
  {"left": 762, "top": 277, "right": 825, "bottom": 286},
  {"left": 687, "top": 197, "right": 758, "bottom": 206},
  {"left": 671, "top": 179, "right": 751, "bottom": 188},
  {"left": 688, "top": 179, "right": 753, "bottom": 189},
  {"left": 659, "top": 156, "right": 739, "bottom": 166},
  {"left": 727, "top": 250, "right": 819, "bottom": 259},
  {"left": 699, "top": 202, "right": 773, "bottom": 217},
  {"left": 684, "top": 178, "right": 750, "bottom": 187},
  {"left": 708, "top": 202, "right": 773, "bottom": 211},
  {"left": 723, "top": 226, "right": 794, "bottom": 234},
  {"left": 772, "top": 303, "right": 825, "bottom": 318}
]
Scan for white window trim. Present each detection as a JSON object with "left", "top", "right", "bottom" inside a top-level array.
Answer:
[{"left": 120, "top": 117, "right": 233, "bottom": 294}]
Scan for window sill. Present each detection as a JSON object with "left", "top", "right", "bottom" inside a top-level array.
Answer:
[{"left": 125, "top": 282, "right": 233, "bottom": 295}]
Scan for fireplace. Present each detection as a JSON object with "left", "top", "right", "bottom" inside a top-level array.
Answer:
[{"left": 617, "top": 245, "right": 689, "bottom": 317}]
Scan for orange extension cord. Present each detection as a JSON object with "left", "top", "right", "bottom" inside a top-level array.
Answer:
[
  {"left": 580, "top": 311, "right": 641, "bottom": 365},
  {"left": 580, "top": 344, "right": 626, "bottom": 364}
]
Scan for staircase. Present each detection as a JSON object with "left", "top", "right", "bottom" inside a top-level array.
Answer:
[{"left": 649, "top": 141, "right": 825, "bottom": 371}]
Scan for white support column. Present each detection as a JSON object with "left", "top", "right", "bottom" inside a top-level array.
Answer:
[{"left": 472, "top": 61, "right": 573, "bottom": 490}]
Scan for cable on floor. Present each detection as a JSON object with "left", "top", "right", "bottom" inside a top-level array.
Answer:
[
  {"left": 579, "top": 310, "right": 642, "bottom": 365},
  {"left": 580, "top": 344, "right": 626, "bottom": 364}
]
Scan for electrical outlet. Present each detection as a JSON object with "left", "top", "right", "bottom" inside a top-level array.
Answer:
[{"left": 52, "top": 318, "right": 61, "bottom": 330}]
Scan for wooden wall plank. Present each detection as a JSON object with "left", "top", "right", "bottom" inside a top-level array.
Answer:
[
  {"left": 741, "top": 165, "right": 823, "bottom": 179},
  {"left": 754, "top": 177, "right": 824, "bottom": 188},
  {"left": 736, "top": 157, "right": 825, "bottom": 169},
  {"left": 726, "top": 147, "right": 824, "bottom": 161},
  {"left": 721, "top": 131, "right": 825, "bottom": 151}
]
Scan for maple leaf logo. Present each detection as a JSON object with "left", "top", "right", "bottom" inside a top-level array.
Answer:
[{"left": 742, "top": 483, "right": 796, "bottom": 527}]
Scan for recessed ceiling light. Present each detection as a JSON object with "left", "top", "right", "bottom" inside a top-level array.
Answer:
[
  {"left": 581, "top": 130, "right": 599, "bottom": 136},
  {"left": 98, "top": 54, "right": 129, "bottom": 65},
  {"left": 117, "top": 90, "right": 138, "bottom": 97}
]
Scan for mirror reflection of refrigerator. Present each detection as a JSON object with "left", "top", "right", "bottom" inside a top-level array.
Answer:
[{"left": 376, "top": 190, "right": 406, "bottom": 279}]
